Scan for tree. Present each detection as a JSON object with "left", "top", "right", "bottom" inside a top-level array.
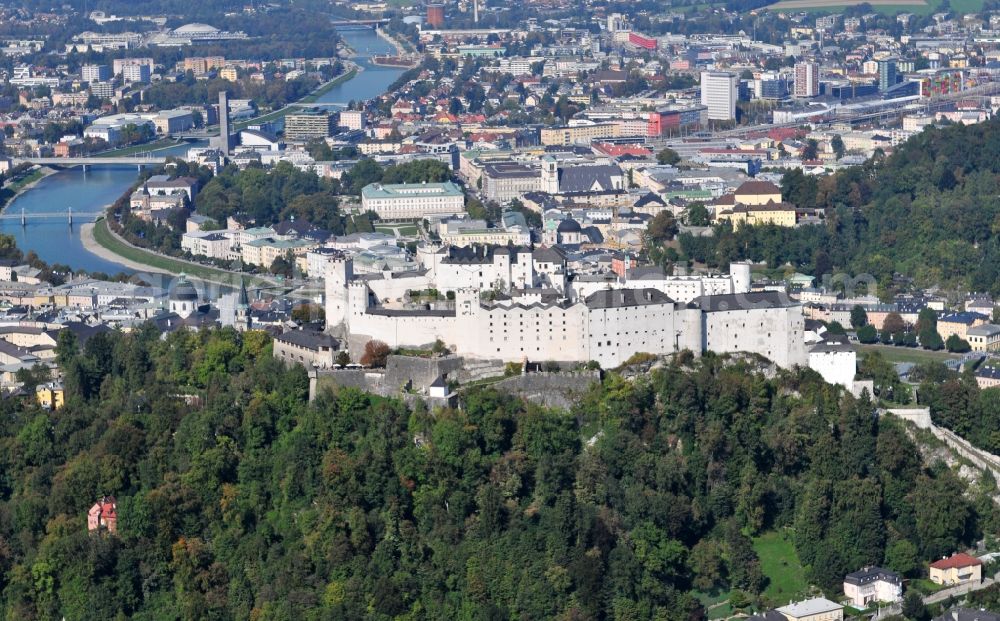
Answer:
[
  {"left": 335, "top": 351, "right": 350, "bottom": 366},
  {"left": 882, "top": 312, "right": 906, "bottom": 335},
  {"left": 831, "top": 134, "right": 845, "bottom": 160},
  {"left": 857, "top": 324, "right": 878, "bottom": 343},
  {"left": 902, "top": 590, "right": 928, "bottom": 621},
  {"left": 686, "top": 202, "right": 710, "bottom": 227},
  {"left": 359, "top": 340, "right": 391, "bottom": 367},
  {"left": 945, "top": 334, "right": 970, "bottom": 353},
  {"left": 917, "top": 308, "right": 937, "bottom": 334},
  {"left": 656, "top": 148, "right": 680, "bottom": 166},
  {"left": 920, "top": 329, "right": 944, "bottom": 350},
  {"left": 850, "top": 305, "right": 868, "bottom": 328},
  {"left": 802, "top": 139, "right": 819, "bottom": 161},
  {"left": 647, "top": 212, "right": 678, "bottom": 243},
  {"left": 826, "top": 321, "right": 846, "bottom": 335}
]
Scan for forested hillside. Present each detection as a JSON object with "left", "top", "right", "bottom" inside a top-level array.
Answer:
[
  {"left": 680, "top": 118, "right": 1000, "bottom": 296},
  {"left": 0, "top": 328, "right": 992, "bottom": 619}
]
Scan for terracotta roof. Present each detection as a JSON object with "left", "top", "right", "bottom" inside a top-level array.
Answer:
[{"left": 930, "top": 553, "right": 982, "bottom": 570}]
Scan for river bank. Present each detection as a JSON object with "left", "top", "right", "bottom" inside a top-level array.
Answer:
[
  {"left": 87, "top": 218, "right": 276, "bottom": 287},
  {"left": 79, "top": 222, "right": 172, "bottom": 275}
]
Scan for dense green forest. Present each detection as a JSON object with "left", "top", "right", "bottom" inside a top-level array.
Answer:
[
  {"left": 680, "top": 117, "right": 1000, "bottom": 297},
  {"left": 0, "top": 327, "right": 993, "bottom": 619}
]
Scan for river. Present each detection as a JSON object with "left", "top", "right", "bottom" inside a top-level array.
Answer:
[{"left": 2, "top": 27, "right": 405, "bottom": 275}]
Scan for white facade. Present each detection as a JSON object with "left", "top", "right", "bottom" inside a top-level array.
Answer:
[
  {"left": 700, "top": 71, "right": 738, "bottom": 121},
  {"left": 326, "top": 253, "right": 806, "bottom": 370},
  {"left": 808, "top": 342, "right": 857, "bottom": 390},
  {"left": 361, "top": 182, "right": 465, "bottom": 220},
  {"left": 843, "top": 568, "right": 903, "bottom": 608}
]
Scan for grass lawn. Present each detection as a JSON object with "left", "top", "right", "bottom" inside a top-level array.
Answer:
[
  {"left": 753, "top": 531, "right": 809, "bottom": 603},
  {"left": 858, "top": 344, "right": 961, "bottom": 365},
  {"left": 92, "top": 218, "right": 273, "bottom": 287},
  {"left": 6, "top": 168, "right": 45, "bottom": 192},
  {"left": 375, "top": 223, "right": 419, "bottom": 236},
  {"left": 910, "top": 578, "right": 946, "bottom": 595},
  {"left": 708, "top": 603, "right": 734, "bottom": 620},
  {"left": 96, "top": 138, "right": 178, "bottom": 157}
]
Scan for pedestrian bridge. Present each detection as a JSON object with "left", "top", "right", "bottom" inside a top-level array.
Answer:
[{"left": 0, "top": 208, "right": 104, "bottom": 225}]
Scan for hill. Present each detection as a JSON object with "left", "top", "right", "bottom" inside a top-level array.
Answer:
[{"left": 0, "top": 328, "right": 993, "bottom": 619}]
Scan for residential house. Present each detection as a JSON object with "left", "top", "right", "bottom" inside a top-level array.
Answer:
[
  {"left": 966, "top": 324, "right": 1000, "bottom": 352},
  {"left": 929, "top": 553, "right": 982, "bottom": 586},
  {"left": 35, "top": 382, "right": 64, "bottom": 410},
  {"left": 87, "top": 496, "right": 117, "bottom": 534},
  {"left": 273, "top": 329, "right": 339, "bottom": 368},
  {"left": 843, "top": 567, "right": 903, "bottom": 608},
  {"left": 775, "top": 598, "right": 844, "bottom": 621}
]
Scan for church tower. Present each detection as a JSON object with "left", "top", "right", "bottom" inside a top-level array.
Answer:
[
  {"left": 541, "top": 155, "right": 559, "bottom": 194},
  {"left": 234, "top": 278, "right": 251, "bottom": 332}
]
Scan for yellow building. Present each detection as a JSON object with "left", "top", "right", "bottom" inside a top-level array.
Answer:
[
  {"left": 540, "top": 123, "right": 621, "bottom": 146},
  {"left": 716, "top": 202, "right": 799, "bottom": 227},
  {"left": 966, "top": 324, "right": 1000, "bottom": 351},
  {"left": 937, "top": 312, "right": 989, "bottom": 342},
  {"left": 36, "top": 382, "right": 64, "bottom": 410},
  {"left": 929, "top": 553, "right": 982, "bottom": 586},
  {"left": 219, "top": 66, "right": 238, "bottom": 82},
  {"left": 734, "top": 180, "right": 783, "bottom": 205}
]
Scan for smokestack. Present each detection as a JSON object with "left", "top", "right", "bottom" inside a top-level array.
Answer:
[{"left": 218, "top": 90, "right": 231, "bottom": 156}]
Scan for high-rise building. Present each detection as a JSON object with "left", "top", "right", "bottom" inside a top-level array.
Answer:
[
  {"left": 122, "top": 64, "right": 151, "bottom": 84},
  {"left": 426, "top": 3, "right": 444, "bottom": 28},
  {"left": 284, "top": 110, "right": 334, "bottom": 142},
  {"left": 878, "top": 58, "right": 898, "bottom": 92},
  {"left": 700, "top": 71, "right": 738, "bottom": 122},
  {"left": 81, "top": 64, "right": 111, "bottom": 83},
  {"left": 217, "top": 90, "right": 233, "bottom": 156},
  {"left": 794, "top": 61, "right": 820, "bottom": 98},
  {"left": 607, "top": 13, "right": 628, "bottom": 32}
]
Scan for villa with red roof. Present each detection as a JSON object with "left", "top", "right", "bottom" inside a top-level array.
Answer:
[
  {"left": 929, "top": 553, "right": 982, "bottom": 586},
  {"left": 87, "top": 496, "right": 118, "bottom": 534}
]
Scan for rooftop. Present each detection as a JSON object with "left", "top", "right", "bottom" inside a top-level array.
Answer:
[{"left": 776, "top": 598, "right": 844, "bottom": 619}]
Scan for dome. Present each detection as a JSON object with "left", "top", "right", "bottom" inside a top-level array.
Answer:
[
  {"left": 169, "top": 276, "right": 199, "bottom": 302},
  {"left": 173, "top": 23, "right": 220, "bottom": 34},
  {"left": 556, "top": 218, "right": 581, "bottom": 233}
]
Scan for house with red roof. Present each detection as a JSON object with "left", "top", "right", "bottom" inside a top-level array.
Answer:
[
  {"left": 929, "top": 553, "right": 982, "bottom": 586},
  {"left": 87, "top": 496, "right": 118, "bottom": 534}
]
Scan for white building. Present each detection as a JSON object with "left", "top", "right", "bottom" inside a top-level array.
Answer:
[
  {"left": 808, "top": 338, "right": 857, "bottom": 391},
  {"left": 843, "top": 567, "right": 903, "bottom": 608},
  {"left": 325, "top": 251, "right": 808, "bottom": 370},
  {"left": 700, "top": 71, "right": 738, "bottom": 121},
  {"left": 360, "top": 181, "right": 465, "bottom": 220}
]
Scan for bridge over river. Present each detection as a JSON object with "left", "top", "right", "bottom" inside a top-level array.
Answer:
[
  {"left": 12, "top": 156, "right": 167, "bottom": 170},
  {"left": 0, "top": 207, "right": 104, "bottom": 225}
]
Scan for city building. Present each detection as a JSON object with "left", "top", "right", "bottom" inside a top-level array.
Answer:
[
  {"left": 361, "top": 182, "right": 465, "bottom": 220},
  {"left": 338, "top": 110, "right": 365, "bottom": 131},
  {"left": 843, "top": 567, "right": 903, "bottom": 608},
  {"left": 284, "top": 110, "right": 334, "bottom": 142},
  {"left": 878, "top": 59, "right": 898, "bottom": 92},
  {"left": 966, "top": 324, "right": 1000, "bottom": 352},
  {"left": 81, "top": 63, "right": 111, "bottom": 83},
  {"left": 700, "top": 71, "right": 738, "bottom": 122},
  {"left": 427, "top": 3, "right": 445, "bottom": 28},
  {"left": 794, "top": 61, "right": 820, "bottom": 98},
  {"left": 937, "top": 311, "right": 989, "bottom": 341},
  {"left": 122, "top": 63, "right": 151, "bottom": 83}
]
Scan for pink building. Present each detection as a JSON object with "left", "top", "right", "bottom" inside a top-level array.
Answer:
[{"left": 87, "top": 496, "right": 117, "bottom": 534}]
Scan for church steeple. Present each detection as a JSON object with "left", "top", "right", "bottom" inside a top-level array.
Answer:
[{"left": 234, "top": 278, "right": 251, "bottom": 332}]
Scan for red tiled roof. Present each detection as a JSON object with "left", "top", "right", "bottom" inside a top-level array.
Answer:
[{"left": 930, "top": 553, "right": 982, "bottom": 570}]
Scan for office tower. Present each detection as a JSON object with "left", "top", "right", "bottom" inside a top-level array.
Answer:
[
  {"left": 700, "top": 71, "right": 738, "bottom": 121},
  {"left": 218, "top": 90, "right": 232, "bottom": 156},
  {"left": 794, "top": 61, "right": 820, "bottom": 97},
  {"left": 878, "top": 58, "right": 898, "bottom": 92},
  {"left": 81, "top": 64, "right": 111, "bottom": 83}
]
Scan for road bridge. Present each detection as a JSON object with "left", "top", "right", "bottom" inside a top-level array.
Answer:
[{"left": 13, "top": 156, "right": 167, "bottom": 170}]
